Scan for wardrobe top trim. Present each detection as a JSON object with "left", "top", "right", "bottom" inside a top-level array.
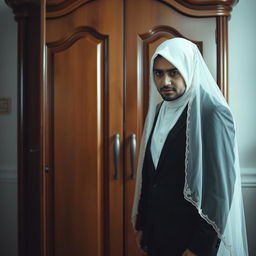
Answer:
[{"left": 6, "top": 0, "right": 239, "bottom": 20}]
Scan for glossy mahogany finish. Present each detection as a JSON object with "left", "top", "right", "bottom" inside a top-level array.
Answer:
[
  {"left": 45, "top": 1, "right": 124, "bottom": 256},
  {"left": 46, "top": 0, "right": 95, "bottom": 18},
  {"left": 44, "top": 0, "right": 239, "bottom": 18},
  {"left": 45, "top": 29, "right": 109, "bottom": 256},
  {"left": 217, "top": 16, "right": 229, "bottom": 101},
  {"left": 160, "top": 0, "right": 238, "bottom": 16}
]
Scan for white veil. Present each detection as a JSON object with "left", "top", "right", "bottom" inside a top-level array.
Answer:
[{"left": 132, "top": 38, "right": 248, "bottom": 256}]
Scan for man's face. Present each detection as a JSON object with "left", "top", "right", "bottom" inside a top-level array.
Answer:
[{"left": 153, "top": 56, "right": 186, "bottom": 101}]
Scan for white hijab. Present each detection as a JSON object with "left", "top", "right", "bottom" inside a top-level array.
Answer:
[{"left": 132, "top": 38, "right": 248, "bottom": 256}]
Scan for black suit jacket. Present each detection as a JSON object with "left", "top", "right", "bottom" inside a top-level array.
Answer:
[{"left": 136, "top": 105, "right": 220, "bottom": 256}]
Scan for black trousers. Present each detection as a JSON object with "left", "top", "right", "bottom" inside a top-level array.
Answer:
[
  {"left": 146, "top": 231, "right": 188, "bottom": 256},
  {"left": 140, "top": 204, "right": 220, "bottom": 256},
  {"left": 145, "top": 232, "right": 219, "bottom": 256}
]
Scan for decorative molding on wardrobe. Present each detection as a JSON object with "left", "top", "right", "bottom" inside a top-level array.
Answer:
[
  {"left": 46, "top": 0, "right": 95, "bottom": 18},
  {"left": 44, "top": 0, "right": 239, "bottom": 19},
  {"left": 158, "top": 0, "right": 238, "bottom": 17}
]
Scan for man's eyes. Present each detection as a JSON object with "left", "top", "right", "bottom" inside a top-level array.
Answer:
[
  {"left": 154, "top": 71, "right": 163, "bottom": 77},
  {"left": 169, "top": 69, "right": 180, "bottom": 77},
  {"left": 154, "top": 69, "right": 180, "bottom": 77}
]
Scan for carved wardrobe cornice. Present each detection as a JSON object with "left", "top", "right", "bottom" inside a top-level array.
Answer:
[
  {"left": 5, "top": 0, "right": 33, "bottom": 20},
  {"left": 164, "top": 0, "right": 239, "bottom": 17},
  {"left": 43, "top": 0, "right": 239, "bottom": 19}
]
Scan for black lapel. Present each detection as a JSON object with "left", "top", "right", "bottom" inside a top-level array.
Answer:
[{"left": 155, "top": 105, "right": 188, "bottom": 172}]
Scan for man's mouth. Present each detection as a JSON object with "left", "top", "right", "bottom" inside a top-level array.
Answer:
[{"left": 160, "top": 86, "right": 176, "bottom": 92}]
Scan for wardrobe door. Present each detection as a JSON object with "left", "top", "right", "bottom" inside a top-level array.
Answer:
[
  {"left": 124, "top": 1, "right": 216, "bottom": 255},
  {"left": 44, "top": 1, "right": 123, "bottom": 256}
]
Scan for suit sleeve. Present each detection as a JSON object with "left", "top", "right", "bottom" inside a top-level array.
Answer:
[{"left": 188, "top": 216, "right": 220, "bottom": 256}]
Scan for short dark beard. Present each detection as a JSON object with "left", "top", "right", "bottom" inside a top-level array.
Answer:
[
  {"left": 159, "top": 87, "right": 185, "bottom": 101},
  {"left": 159, "top": 85, "right": 176, "bottom": 92}
]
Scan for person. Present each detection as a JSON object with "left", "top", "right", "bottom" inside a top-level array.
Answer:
[{"left": 132, "top": 38, "right": 248, "bottom": 256}]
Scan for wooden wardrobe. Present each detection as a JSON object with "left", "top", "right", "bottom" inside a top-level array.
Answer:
[{"left": 6, "top": 0, "right": 238, "bottom": 256}]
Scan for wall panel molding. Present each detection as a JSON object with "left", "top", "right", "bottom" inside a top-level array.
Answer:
[
  {"left": 241, "top": 168, "right": 256, "bottom": 188},
  {"left": 0, "top": 168, "right": 17, "bottom": 183}
]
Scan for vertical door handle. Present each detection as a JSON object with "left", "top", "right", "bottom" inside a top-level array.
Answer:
[
  {"left": 130, "top": 134, "right": 136, "bottom": 179},
  {"left": 113, "top": 133, "right": 120, "bottom": 180}
]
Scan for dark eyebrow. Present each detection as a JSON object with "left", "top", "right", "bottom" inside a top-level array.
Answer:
[{"left": 153, "top": 68, "right": 178, "bottom": 72}]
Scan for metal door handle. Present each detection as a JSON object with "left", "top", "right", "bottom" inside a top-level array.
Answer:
[
  {"left": 113, "top": 133, "right": 120, "bottom": 180},
  {"left": 130, "top": 134, "right": 136, "bottom": 179}
]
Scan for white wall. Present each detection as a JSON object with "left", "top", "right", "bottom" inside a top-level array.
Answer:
[
  {"left": 229, "top": 0, "right": 256, "bottom": 173},
  {"left": 0, "top": 0, "right": 17, "bottom": 168},
  {"left": 229, "top": 0, "right": 256, "bottom": 255},
  {"left": 0, "top": 0, "right": 18, "bottom": 256},
  {"left": 0, "top": 0, "right": 255, "bottom": 256}
]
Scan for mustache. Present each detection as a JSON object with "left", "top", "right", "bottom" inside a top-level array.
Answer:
[{"left": 159, "top": 85, "right": 176, "bottom": 91}]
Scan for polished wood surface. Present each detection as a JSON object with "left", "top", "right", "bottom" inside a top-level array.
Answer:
[
  {"left": 43, "top": 0, "right": 238, "bottom": 18},
  {"left": 45, "top": 32, "right": 108, "bottom": 256},
  {"left": 46, "top": 0, "right": 95, "bottom": 18},
  {"left": 217, "top": 16, "right": 229, "bottom": 101},
  {"left": 159, "top": 0, "right": 238, "bottom": 16},
  {"left": 45, "top": 1, "right": 123, "bottom": 256}
]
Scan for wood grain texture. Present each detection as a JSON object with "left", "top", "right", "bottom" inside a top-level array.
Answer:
[
  {"left": 6, "top": 0, "right": 238, "bottom": 18},
  {"left": 216, "top": 16, "right": 229, "bottom": 101},
  {"left": 45, "top": 29, "right": 108, "bottom": 256},
  {"left": 46, "top": 0, "right": 95, "bottom": 18},
  {"left": 158, "top": 0, "right": 238, "bottom": 17},
  {"left": 44, "top": 0, "right": 238, "bottom": 18},
  {"left": 185, "top": 0, "right": 238, "bottom": 6},
  {"left": 45, "top": 1, "right": 123, "bottom": 256}
]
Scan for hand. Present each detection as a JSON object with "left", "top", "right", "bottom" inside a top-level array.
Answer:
[
  {"left": 182, "top": 249, "right": 198, "bottom": 256},
  {"left": 135, "top": 230, "right": 148, "bottom": 255}
]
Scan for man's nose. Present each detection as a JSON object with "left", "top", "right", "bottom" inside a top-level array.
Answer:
[{"left": 162, "top": 74, "right": 171, "bottom": 86}]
